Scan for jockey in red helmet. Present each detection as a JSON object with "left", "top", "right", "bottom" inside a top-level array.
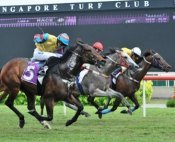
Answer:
[{"left": 92, "top": 42, "right": 104, "bottom": 53}]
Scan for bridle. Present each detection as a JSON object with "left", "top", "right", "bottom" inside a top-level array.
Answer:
[
  {"left": 106, "top": 52, "right": 129, "bottom": 68},
  {"left": 143, "top": 53, "right": 158, "bottom": 65}
]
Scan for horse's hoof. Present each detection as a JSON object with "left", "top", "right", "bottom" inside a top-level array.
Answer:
[
  {"left": 65, "top": 120, "right": 73, "bottom": 126},
  {"left": 41, "top": 121, "right": 52, "bottom": 129},
  {"left": 98, "top": 113, "right": 102, "bottom": 119},
  {"left": 19, "top": 119, "right": 25, "bottom": 128},
  {"left": 84, "top": 112, "right": 91, "bottom": 117},
  {"left": 120, "top": 110, "right": 128, "bottom": 114},
  {"left": 127, "top": 110, "right": 132, "bottom": 115},
  {"left": 95, "top": 111, "right": 100, "bottom": 114}
]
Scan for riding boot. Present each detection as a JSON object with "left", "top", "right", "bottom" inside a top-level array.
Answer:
[
  {"left": 39, "top": 66, "right": 48, "bottom": 76},
  {"left": 111, "top": 66, "right": 122, "bottom": 84}
]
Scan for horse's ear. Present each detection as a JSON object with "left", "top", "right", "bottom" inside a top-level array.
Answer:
[
  {"left": 76, "top": 39, "right": 84, "bottom": 45},
  {"left": 109, "top": 48, "right": 116, "bottom": 53},
  {"left": 143, "top": 49, "right": 152, "bottom": 57},
  {"left": 76, "top": 40, "right": 92, "bottom": 50}
]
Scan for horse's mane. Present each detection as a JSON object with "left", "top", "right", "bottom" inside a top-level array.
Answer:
[
  {"left": 59, "top": 45, "right": 77, "bottom": 62},
  {"left": 143, "top": 49, "right": 155, "bottom": 57},
  {"left": 46, "top": 40, "right": 87, "bottom": 67},
  {"left": 103, "top": 48, "right": 120, "bottom": 56}
]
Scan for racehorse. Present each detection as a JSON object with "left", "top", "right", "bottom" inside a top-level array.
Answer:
[
  {"left": 0, "top": 41, "right": 105, "bottom": 128},
  {"left": 100, "top": 49, "right": 172, "bottom": 115}
]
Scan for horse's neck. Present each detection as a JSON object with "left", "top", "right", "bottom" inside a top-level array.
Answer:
[
  {"left": 59, "top": 52, "right": 81, "bottom": 78},
  {"left": 100, "top": 58, "right": 117, "bottom": 76},
  {"left": 133, "top": 60, "right": 151, "bottom": 82}
]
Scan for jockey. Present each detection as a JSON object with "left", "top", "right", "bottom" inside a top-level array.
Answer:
[
  {"left": 32, "top": 33, "right": 69, "bottom": 61},
  {"left": 32, "top": 32, "right": 69, "bottom": 75},
  {"left": 121, "top": 47, "right": 142, "bottom": 69},
  {"left": 92, "top": 42, "right": 104, "bottom": 53},
  {"left": 78, "top": 41, "right": 104, "bottom": 83},
  {"left": 112, "top": 47, "right": 142, "bottom": 79}
]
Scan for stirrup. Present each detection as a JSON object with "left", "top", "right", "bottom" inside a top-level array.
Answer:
[{"left": 38, "top": 70, "right": 46, "bottom": 76}]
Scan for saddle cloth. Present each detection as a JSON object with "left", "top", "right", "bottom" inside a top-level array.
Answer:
[{"left": 21, "top": 61, "right": 42, "bottom": 85}]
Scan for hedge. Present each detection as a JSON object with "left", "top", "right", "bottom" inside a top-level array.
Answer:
[{"left": 0, "top": 80, "right": 153, "bottom": 106}]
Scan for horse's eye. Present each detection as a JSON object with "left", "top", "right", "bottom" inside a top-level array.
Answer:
[{"left": 156, "top": 57, "right": 160, "bottom": 60}]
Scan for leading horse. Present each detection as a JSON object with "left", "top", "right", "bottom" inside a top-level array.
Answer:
[
  {"left": 0, "top": 41, "right": 105, "bottom": 128},
  {"left": 100, "top": 49, "right": 172, "bottom": 115}
]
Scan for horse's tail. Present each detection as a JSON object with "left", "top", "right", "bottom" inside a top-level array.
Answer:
[
  {"left": 0, "top": 67, "right": 8, "bottom": 101},
  {"left": 0, "top": 80, "right": 8, "bottom": 102}
]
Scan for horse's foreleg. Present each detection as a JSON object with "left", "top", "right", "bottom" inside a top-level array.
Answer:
[
  {"left": 108, "top": 88, "right": 131, "bottom": 108},
  {"left": 94, "top": 88, "right": 132, "bottom": 115},
  {"left": 65, "top": 102, "right": 90, "bottom": 117},
  {"left": 103, "top": 97, "right": 112, "bottom": 109},
  {"left": 5, "top": 92, "right": 25, "bottom": 128},
  {"left": 26, "top": 94, "right": 52, "bottom": 129},
  {"left": 129, "top": 95, "right": 140, "bottom": 112},
  {"left": 120, "top": 94, "right": 140, "bottom": 114},
  {"left": 65, "top": 95, "right": 83, "bottom": 126}
]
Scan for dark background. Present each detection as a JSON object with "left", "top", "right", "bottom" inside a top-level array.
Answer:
[{"left": 0, "top": 8, "right": 174, "bottom": 71}]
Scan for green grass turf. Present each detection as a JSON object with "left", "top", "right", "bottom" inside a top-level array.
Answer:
[{"left": 0, "top": 105, "right": 175, "bottom": 142}]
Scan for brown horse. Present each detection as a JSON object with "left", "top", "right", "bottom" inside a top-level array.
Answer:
[
  {"left": 0, "top": 41, "right": 105, "bottom": 128},
  {"left": 99, "top": 49, "right": 172, "bottom": 115}
]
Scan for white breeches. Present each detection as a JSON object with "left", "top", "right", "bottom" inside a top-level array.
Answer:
[
  {"left": 121, "top": 52, "right": 139, "bottom": 68},
  {"left": 78, "top": 69, "right": 89, "bottom": 83},
  {"left": 32, "top": 48, "right": 63, "bottom": 61}
]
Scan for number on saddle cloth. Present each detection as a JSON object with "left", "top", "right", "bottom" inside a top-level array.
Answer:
[{"left": 21, "top": 61, "right": 44, "bottom": 85}]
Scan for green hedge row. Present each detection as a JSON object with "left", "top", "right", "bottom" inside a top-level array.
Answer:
[
  {"left": 0, "top": 80, "right": 153, "bottom": 106},
  {"left": 166, "top": 99, "right": 175, "bottom": 107}
]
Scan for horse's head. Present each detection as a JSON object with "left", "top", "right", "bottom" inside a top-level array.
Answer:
[
  {"left": 76, "top": 40, "right": 105, "bottom": 64},
  {"left": 105, "top": 49, "right": 129, "bottom": 69},
  {"left": 143, "top": 50, "right": 172, "bottom": 72}
]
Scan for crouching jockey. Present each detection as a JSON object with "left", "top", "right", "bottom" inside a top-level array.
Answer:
[
  {"left": 112, "top": 47, "right": 142, "bottom": 83},
  {"left": 32, "top": 32, "right": 70, "bottom": 75},
  {"left": 29, "top": 33, "right": 69, "bottom": 83}
]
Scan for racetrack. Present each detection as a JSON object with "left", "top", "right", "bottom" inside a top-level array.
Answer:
[{"left": 0, "top": 105, "right": 175, "bottom": 142}]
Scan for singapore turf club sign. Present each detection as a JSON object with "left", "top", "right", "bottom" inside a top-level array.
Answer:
[{"left": 0, "top": 0, "right": 175, "bottom": 14}]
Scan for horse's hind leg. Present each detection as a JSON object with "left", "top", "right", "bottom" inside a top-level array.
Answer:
[
  {"left": 87, "top": 96, "right": 103, "bottom": 119},
  {"left": 40, "top": 96, "right": 45, "bottom": 116},
  {"left": 5, "top": 92, "right": 25, "bottom": 128},
  {"left": 65, "top": 95, "right": 83, "bottom": 126},
  {"left": 0, "top": 91, "right": 8, "bottom": 102}
]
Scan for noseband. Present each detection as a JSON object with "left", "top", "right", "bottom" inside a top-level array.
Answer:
[{"left": 143, "top": 53, "right": 158, "bottom": 66}]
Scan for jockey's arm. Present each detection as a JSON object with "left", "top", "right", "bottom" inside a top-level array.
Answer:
[
  {"left": 33, "top": 33, "right": 49, "bottom": 43},
  {"left": 121, "top": 51, "right": 139, "bottom": 68}
]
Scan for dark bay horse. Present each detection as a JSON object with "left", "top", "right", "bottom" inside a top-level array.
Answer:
[
  {"left": 100, "top": 49, "right": 172, "bottom": 115},
  {"left": 0, "top": 41, "right": 105, "bottom": 128}
]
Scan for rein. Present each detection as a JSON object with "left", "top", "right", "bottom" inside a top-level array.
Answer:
[
  {"left": 71, "top": 51, "right": 81, "bottom": 57},
  {"left": 127, "top": 77, "right": 140, "bottom": 83},
  {"left": 143, "top": 53, "right": 158, "bottom": 65},
  {"left": 143, "top": 57, "right": 151, "bottom": 65},
  {"left": 106, "top": 56, "right": 118, "bottom": 65},
  {"left": 127, "top": 53, "right": 157, "bottom": 84},
  {"left": 82, "top": 64, "right": 109, "bottom": 78}
]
